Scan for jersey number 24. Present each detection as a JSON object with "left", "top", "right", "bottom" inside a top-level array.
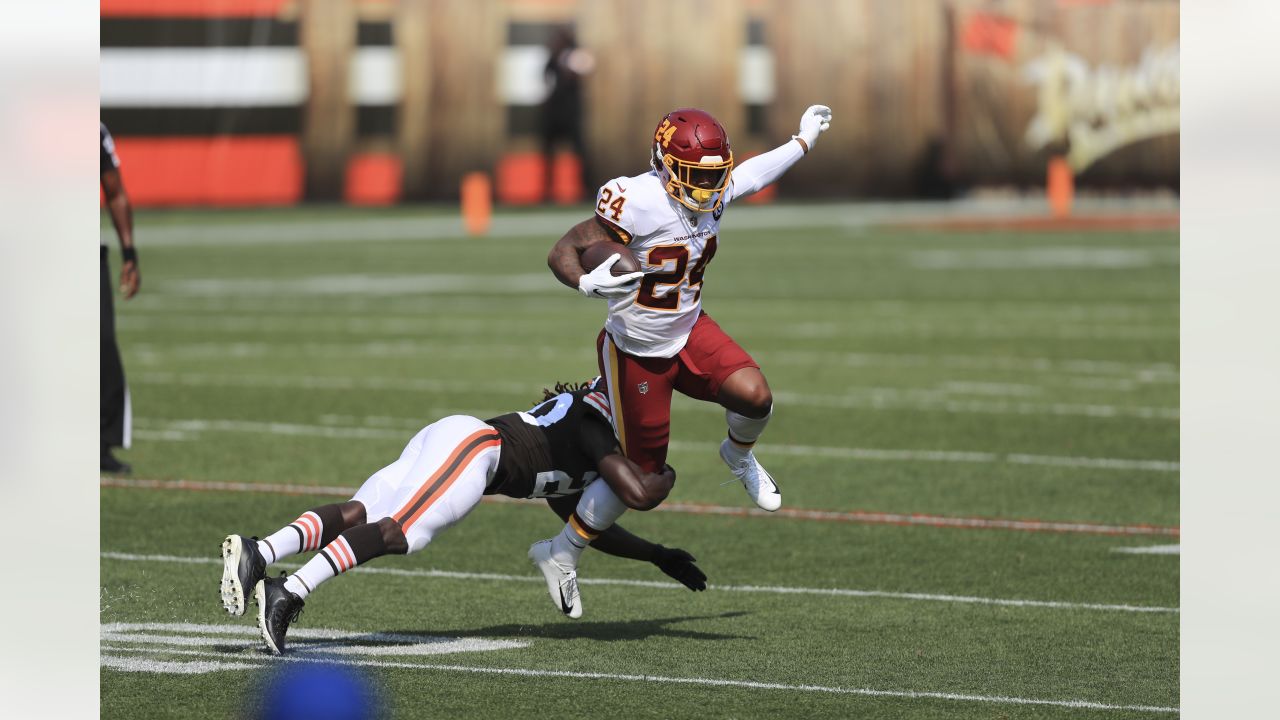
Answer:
[{"left": 637, "top": 236, "right": 718, "bottom": 310}]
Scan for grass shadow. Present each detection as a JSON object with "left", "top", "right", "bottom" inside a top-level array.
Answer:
[{"left": 390, "top": 610, "right": 754, "bottom": 643}]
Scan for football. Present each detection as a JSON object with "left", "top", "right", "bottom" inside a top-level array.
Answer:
[{"left": 581, "top": 241, "right": 642, "bottom": 276}]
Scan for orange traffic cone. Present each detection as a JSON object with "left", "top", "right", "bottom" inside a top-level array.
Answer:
[
  {"left": 461, "top": 172, "right": 492, "bottom": 236},
  {"left": 1047, "top": 156, "right": 1073, "bottom": 219}
]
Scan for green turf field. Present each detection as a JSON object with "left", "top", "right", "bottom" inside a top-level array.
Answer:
[{"left": 100, "top": 204, "right": 1179, "bottom": 718}]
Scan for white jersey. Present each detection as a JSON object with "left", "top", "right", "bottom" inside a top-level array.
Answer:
[
  {"left": 593, "top": 170, "right": 736, "bottom": 358},
  {"left": 590, "top": 139, "right": 806, "bottom": 358}
]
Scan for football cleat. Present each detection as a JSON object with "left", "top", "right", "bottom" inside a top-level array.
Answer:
[
  {"left": 220, "top": 535, "right": 267, "bottom": 617},
  {"left": 528, "top": 540, "right": 582, "bottom": 619},
  {"left": 255, "top": 575, "right": 304, "bottom": 655},
  {"left": 720, "top": 439, "right": 782, "bottom": 512}
]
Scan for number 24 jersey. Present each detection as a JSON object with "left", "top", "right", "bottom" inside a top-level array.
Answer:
[{"left": 593, "top": 170, "right": 739, "bottom": 359}]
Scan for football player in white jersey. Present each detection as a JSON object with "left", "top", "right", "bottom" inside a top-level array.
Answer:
[{"left": 548, "top": 104, "right": 833, "bottom": 512}]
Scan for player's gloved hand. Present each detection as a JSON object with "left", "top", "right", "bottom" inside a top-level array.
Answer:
[
  {"left": 650, "top": 544, "right": 707, "bottom": 591},
  {"left": 795, "top": 104, "right": 833, "bottom": 152},
  {"left": 577, "top": 254, "right": 644, "bottom": 299}
]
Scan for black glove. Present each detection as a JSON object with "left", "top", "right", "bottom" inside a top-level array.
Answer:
[{"left": 650, "top": 544, "right": 706, "bottom": 591}]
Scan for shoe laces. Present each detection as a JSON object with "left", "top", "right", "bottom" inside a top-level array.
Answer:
[{"left": 562, "top": 574, "right": 580, "bottom": 601}]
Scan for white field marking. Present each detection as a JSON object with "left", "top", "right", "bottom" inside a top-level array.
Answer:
[
  {"left": 100, "top": 655, "right": 259, "bottom": 674},
  {"left": 100, "top": 479, "right": 1182, "bottom": 536},
  {"left": 112, "top": 310, "right": 1177, "bottom": 379},
  {"left": 102, "top": 632, "right": 505, "bottom": 653},
  {"left": 1003, "top": 454, "right": 1179, "bottom": 472},
  {"left": 775, "top": 320, "right": 1176, "bottom": 342},
  {"left": 123, "top": 311, "right": 1176, "bottom": 342},
  {"left": 133, "top": 370, "right": 535, "bottom": 396},
  {"left": 937, "top": 381, "right": 1042, "bottom": 397},
  {"left": 99, "top": 551, "right": 1178, "bottom": 614},
  {"left": 125, "top": 416, "right": 1179, "bottom": 474},
  {"left": 122, "top": 296, "right": 1178, "bottom": 330},
  {"left": 908, "top": 246, "right": 1180, "bottom": 270},
  {"left": 98, "top": 645, "right": 1180, "bottom": 714},
  {"left": 123, "top": 338, "right": 1179, "bottom": 386},
  {"left": 761, "top": 350, "right": 1177, "bottom": 381},
  {"left": 771, "top": 388, "right": 1178, "bottom": 420},
  {"left": 160, "top": 274, "right": 560, "bottom": 297},
  {"left": 101, "top": 622, "right": 526, "bottom": 655},
  {"left": 113, "top": 197, "right": 1178, "bottom": 247},
  {"left": 100, "top": 623, "right": 526, "bottom": 675},
  {"left": 1112, "top": 545, "right": 1181, "bottom": 555},
  {"left": 132, "top": 429, "right": 198, "bottom": 442},
  {"left": 129, "top": 371, "right": 1178, "bottom": 421},
  {"left": 125, "top": 295, "right": 1174, "bottom": 320}
]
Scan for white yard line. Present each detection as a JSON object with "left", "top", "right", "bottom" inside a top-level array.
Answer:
[
  {"left": 1112, "top": 545, "right": 1180, "bottom": 555},
  {"left": 115, "top": 326, "right": 1172, "bottom": 381},
  {"left": 126, "top": 415, "right": 1180, "bottom": 474},
  {"left": 97, "top": 643, "right": 1179, "bottom": 713},
  {"left": 124, "top": 339, "right": 1180, "bottom": 384},
  {"left": 129, "top": 370, "right": 1179, "bottom": 420},
  {"left": 116, "top": 198, "right": 1179, "bottom": 247},
  {"left": 99, "top": 551, "right": 1178, "bottom": 614}
]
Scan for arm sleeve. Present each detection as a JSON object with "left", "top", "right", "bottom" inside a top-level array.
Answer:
[{"left": 728, "top": 138, "right": 805, "bottom": 201}]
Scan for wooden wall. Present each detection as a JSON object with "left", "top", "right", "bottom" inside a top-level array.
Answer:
[
  {"left": 579, "top": 0, "right": 747, "bottom": 185},
  {"left": 296, "top": 0, "right": 1180, "bottom": 200},
  {"left": 763, "top": 0, "right": 949, "bottom": 195},
  {"left": 396, "top": 0, "right": 505, "bottom": 200}
]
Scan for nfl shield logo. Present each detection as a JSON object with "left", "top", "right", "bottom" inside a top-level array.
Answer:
[{"left": 637, "top": 382, "right": 649, "bottom": 394}]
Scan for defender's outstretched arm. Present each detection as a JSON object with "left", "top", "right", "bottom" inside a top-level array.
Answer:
[{"left": 544, "top": 492, "right": 707, "bottom": 591}]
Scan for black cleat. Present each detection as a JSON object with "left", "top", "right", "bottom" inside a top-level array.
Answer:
[
  {"left": 220, "top": 535, "right": 267, "bottom": 616},
  {"left": 100, "top": 449, "right": 132, "bottom": 474},
  {"left": 255, "top": 575, "right": 304, "bottom": 655}
]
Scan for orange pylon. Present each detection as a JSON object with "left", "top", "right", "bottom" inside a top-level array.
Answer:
[
  {"left": 1047, "top": 156, "right": 1073, "bottom": 219},
  {"left": 461, "top": 172, "right": 492, "bottom": 236}
]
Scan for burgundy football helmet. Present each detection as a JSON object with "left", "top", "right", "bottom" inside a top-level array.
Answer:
[{"left": 650, "top": 108, "right": 734, "bottom": 212}]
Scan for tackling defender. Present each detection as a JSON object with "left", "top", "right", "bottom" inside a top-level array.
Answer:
[
  {"left": 220, "top": 379, "right": 705, "bottom": 654},
  {"left": 548, "top": 104, "right": 833, "bottom": 512}
]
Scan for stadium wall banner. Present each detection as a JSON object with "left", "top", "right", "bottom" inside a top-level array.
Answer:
[
  {"left": 100, "top": 0, "right": 1179, "bottom": 206},
  {"left": 1023, "top": 42, "right": 1179, "bottom": 174}
]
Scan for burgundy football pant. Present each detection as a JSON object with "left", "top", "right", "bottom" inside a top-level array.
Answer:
[{"left": 597, "top": 312, "right": 759, "bottom": 473}]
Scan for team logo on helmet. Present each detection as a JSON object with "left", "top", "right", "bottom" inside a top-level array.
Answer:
[{"left": 651, "top": 108, "right": 734, "bottom": 213}]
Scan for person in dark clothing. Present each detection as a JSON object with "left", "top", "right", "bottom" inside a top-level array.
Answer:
[
  {"left": 541, "top": 26, "right": 595, "bottom": 202},
  {"left": 100, "top": 123, "right": 139, "bottom": 473},
  {"left": 220, "top": 379, "right": 704, "bottom": 654}
]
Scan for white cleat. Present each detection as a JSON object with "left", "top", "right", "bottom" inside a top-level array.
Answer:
[
  {"left": 528, "top": 540, "right": 582, "bottom": 619},
  {"left": 720, "top": 439, "right": 782, "bottom": 512}
]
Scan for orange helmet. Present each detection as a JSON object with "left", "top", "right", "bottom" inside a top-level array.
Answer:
[{"left": 650, "top": 108, "right": 734, "bottom": 212}]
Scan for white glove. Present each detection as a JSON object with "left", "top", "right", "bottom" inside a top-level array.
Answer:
[
  {"left": 795, "top": 104, "right": 833, "bottom": 151},
  {"left": 578, "top": 254, "right": 644, "bottom": 299}
]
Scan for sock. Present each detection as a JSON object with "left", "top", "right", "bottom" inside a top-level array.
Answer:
[
  {"left": 260, "top": 504, "right": 347, "bottom": 564},
  {"left": 724, "top": 405, "right": 773, "bottom": 459},
  {"left": 285, "top": 522, "right": 390, "bottom": 599},
  {"left": 550, "top": 480, "right": 629, "bottom": 567}
]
